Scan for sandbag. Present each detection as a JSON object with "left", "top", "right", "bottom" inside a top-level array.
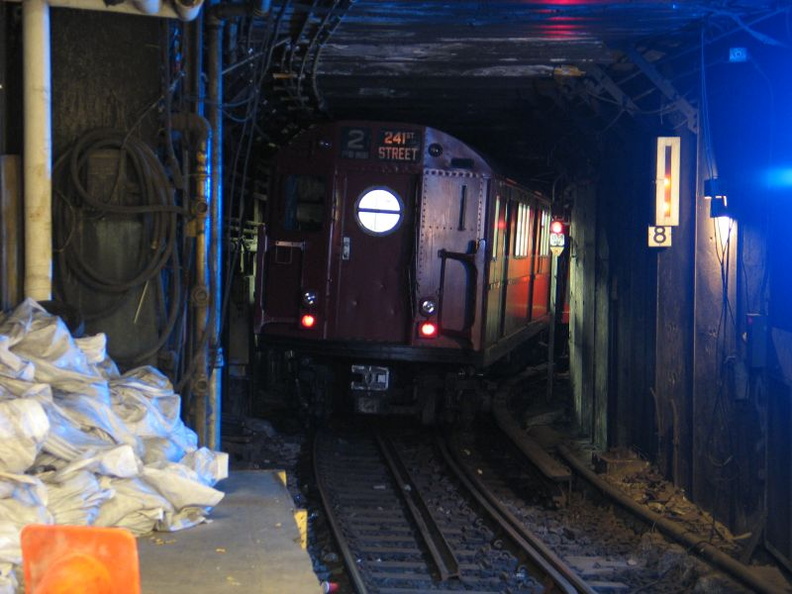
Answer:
[
  {"left": 75, "top": 334, "right": 120, "bottom": 380},
  {"left": 0, "top": 300, "right": 107, "bottom": 401},
  {"left": 0, "top": 338, "right": 33, "bottom": 383},
  {"left": 94, "top": 476, "right": 172, "bottom": 536},
  {"left": 0, "top": 400, "right": 49, "bottom": 474},
  {"left": 0, "top": 299, "right": 230, "bottom": 589},
  {"left": 110, "top": 367, "right": 196, "bottom": 456},
  {"left": 40, "top": 469, "right": 113, "bottom": 526}
]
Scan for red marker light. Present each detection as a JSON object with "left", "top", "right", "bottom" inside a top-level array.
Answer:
[
  {"left": 419, "top": 321, "right": 438, "bottom": 338},
  {"left": 300, "top": 314, "right": 316, "bottom": 329},
  {"left": 550, "top": 220, "right": 564, "bottom": 234}
]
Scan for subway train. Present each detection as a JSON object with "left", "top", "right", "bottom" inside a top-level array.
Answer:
[{"left": 254, "top": 120, "right": 557, "bottom": 421}]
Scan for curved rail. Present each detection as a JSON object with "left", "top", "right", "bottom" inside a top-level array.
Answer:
[
  {"left": 314, "top": 426, "right": 596, "bottom": 593},
  {"left": 376, "top": 435, "right": 460, "bottom": 581},
  {"left": 439, "top": 433, "right": 595, "bottom": 594},
  {"left": 312, "top": 430, "right": 370, "bottom": 594}
]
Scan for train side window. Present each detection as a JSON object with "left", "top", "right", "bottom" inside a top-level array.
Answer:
[
  {"left": 491, "top": 196, "right": 501, "bottom": 260},
  {"left": 355, "top": 187, "right": 403, "bottom": 235},
  {"left": 539, "top": 208, "right": 551, "bottom": 255},
  {"left": 514, "top": 202, "right": 531, "bottom": 257},
  {"left": 283, "top": 174, "right": 326, "bottom": 232}
]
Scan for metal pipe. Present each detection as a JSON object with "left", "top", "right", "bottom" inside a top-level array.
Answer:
[
  {"left": 198, "top": 1, "right": 272, "bottom": 449},
  {"left": 8, "top": 0, "right": 204, "bottom": 21},
  {"left": 22, "top": 0, "right": 52, "bottom": 302},
  {"left": 208, "top": 0, "right": 270, "bottom": 20},
  {"left": 546, "top": 253, "right": 558, "bottom": 401},
  {"left": 172, "top": 0, "right": 203, "bottom": 21},
  {"left": 131, "top": 0, "right": 162, "bottom": 14},
  {"left": 193, "top": 133, "right": 211, "bottom": 448},
  {"left": 0, "top": 156, "right": 23, "bottom": 310},
  {"left": 172, "top": 113, "right": 212, "bottom": 447},
  {"left": 557, "top": 444, "right": 782, "bottom": 594},
  {"left": 18, "top": 0, "right": 203, "bottom": 304},
  {"left": 206, "top": 18, "right": 224, "bottom": 451}
]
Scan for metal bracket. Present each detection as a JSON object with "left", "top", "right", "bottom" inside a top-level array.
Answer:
[{"left": 625, "top": 46, "right": 698, "bottom": 134}]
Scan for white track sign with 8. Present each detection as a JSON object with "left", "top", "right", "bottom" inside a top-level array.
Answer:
[{"left": 648, "top": 225, "right": 672, "bottom": 247}]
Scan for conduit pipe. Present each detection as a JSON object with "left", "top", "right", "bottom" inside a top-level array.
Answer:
[
  {"left": 209, "top": 0, "right": 270, "bottom": 19},
  {"left": 131, "top": 0, "right": 162, "bottom": 15},
  {"left": 206, "top": 18, "right": 223, "bottom": 452},
  {"left": 12, "top": 0, "right": 205, "bottom": 20},
  {"left": 171, "top": 113, "right": 212, "bottom": 448},
  {"left": 22, "top": 0, "right": 52, "bottom": 302},
  {"left": 200, "top": 0, "right": 272, "bottom": 450},
  {"left": 557, "top": 444, "right": 780, "bottom": 594},
  {"left": 18, "top": 0, "right": 203, "bottom": 301}
]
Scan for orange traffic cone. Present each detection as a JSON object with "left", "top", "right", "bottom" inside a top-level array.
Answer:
[{"left": 21, "top": 524, "right": 141, "bottom": 594}]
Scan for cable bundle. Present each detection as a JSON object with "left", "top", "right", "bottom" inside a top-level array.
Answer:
[{"left": 53, "top": 129, "right": 187, "bottom": 367}]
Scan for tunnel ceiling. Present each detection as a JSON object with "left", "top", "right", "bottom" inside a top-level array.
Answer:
[{"left": 232, "top": 0, "right": 786, "bottom": 189}]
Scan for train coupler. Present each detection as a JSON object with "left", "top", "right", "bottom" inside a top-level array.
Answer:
[{"left": 351, "top": 364, "right": 390, "bottom": 414}]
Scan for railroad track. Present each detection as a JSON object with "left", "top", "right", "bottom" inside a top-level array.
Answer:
[
  {"left": 308, "top": 369, "right": 786, "bottom": 593},
  {"left": 312, "top": 417, "right": 770, "bottom": 593},
  {"left": 313, "top": 426, "right": 589, "bottom": 593}
]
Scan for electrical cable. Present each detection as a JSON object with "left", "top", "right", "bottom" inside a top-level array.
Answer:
[
  {"left": 176, "top": 6, "right": 282, "bottom": 394},
  {"left": 52, "top": 127, "right": 187, "bottom": 367},
  {"left": 698, "top": 22, "right": 742, "bottom": 506}
]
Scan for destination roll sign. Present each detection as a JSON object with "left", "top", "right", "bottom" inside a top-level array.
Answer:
[
  {"left": 340, "top": 127, "right": 423, "bottom": 162},
  {"left": 376, "top": 129, "right": 421, "bottom": 163}
]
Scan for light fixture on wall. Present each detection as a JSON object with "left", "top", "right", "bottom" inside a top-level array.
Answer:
[{"left": 704, "top": 177, "right": 729, "bottom": 218}]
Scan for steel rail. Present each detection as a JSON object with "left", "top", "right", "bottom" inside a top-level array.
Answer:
[
  {"left": 312, "top": 430, "right": 370, "bottom": 594},
  {"left": 376, "top": 435, "right": 461, "bottom": 581},
  {"left": 439, "top": 433, "right": 595, "bottom": 594}
]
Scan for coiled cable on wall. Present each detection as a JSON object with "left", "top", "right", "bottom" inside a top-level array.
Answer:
[{"left": 53, "top": 129, "right": 189, "bottom": 367}]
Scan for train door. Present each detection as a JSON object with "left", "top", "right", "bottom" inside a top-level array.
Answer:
[
  {"left": 256, "top": 171, "right": 332, "bottom": 337},
  {"left": 417, "top": 171, "right": 486, "bottom": 350},
  {"left": 332, "top": 171, "right": 416, "bottom": 342}
]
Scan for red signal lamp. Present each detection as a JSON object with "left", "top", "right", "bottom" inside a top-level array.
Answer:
[
  {"left": 549, "top": 219, "right": 566, "bottom": 251},
  {"left": 300, "top": 314, "right": 316, "bottom": 329},
  {"left": 418, "top": 321, "right": 438, "bottom": 338}
]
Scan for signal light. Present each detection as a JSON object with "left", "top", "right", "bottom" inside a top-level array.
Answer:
[
  {"left": 418, "top": 321, "right": 438, "bottom": 338},
  {"left": 549, "top": 219, "right": 566, "bottom": 254},
  {"left": 300, "top": 314, "right": 316, "bottom": 329},
  {"left": 655, "top": 136, "right": 680, "bottom": 226}
]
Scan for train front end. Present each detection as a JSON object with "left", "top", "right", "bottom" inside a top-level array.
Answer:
[{"left": 254, "top": 121, "right": 547, "bottom": 418}]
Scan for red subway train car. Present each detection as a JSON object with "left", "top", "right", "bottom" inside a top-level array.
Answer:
[{"left": 254, "top": 120, "right": 554, "bottom": 419}]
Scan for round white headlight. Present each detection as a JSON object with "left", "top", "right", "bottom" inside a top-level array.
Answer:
[
  {"left": 302, "top": 291, "right": 317, "bottom": 307},
  {"left": 419, "top": 298, "right": 437, "bottom": 316}
]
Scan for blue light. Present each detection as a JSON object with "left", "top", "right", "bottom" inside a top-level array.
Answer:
[{"left": 762, "top": 168, "right": 792, "bottom": 189}]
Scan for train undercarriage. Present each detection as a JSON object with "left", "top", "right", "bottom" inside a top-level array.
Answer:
[{"left": 257, "top": 331, "right": 550, "bottom": 426}]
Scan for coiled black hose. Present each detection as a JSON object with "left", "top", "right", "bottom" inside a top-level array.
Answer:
[{"left": 53, "top": 129, "right": 189, "bottom": 367}]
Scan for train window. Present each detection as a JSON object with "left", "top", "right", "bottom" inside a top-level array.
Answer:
[
  {"left": 282, "top": 175, "right": 326, "bottom": 232},
  {"left": 492, "top": 196, "right": 501, "bottom": 260},
  {"left": 514, "top": 203, "right": 531, "bottom": 257},
  {"left": 355, "top": 187, "right": 403, "bottom": 235},
  {"left": 539, "top": 209, "right": 551, "bottom": 255}
]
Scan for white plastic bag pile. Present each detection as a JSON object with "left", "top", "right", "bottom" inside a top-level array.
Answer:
[{"left": 0, "top": 298, "right": 228, "bottom": 593}]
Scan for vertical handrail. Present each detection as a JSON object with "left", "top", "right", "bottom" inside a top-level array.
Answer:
[{"left": 437, "top": 242, "right": 481, "bottom": 340}]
